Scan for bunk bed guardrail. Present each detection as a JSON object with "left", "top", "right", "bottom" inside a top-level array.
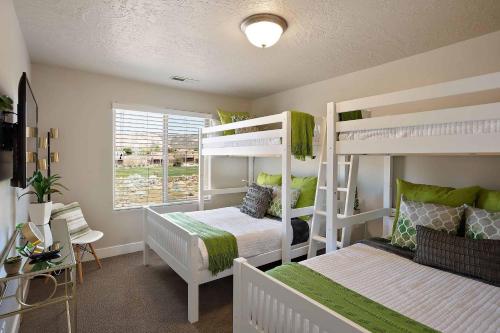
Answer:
[{"left": 234, "top": 71, "right": 500, "bottom": 333}]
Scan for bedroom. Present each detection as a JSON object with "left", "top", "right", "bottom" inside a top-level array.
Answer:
[{"left": 0, "top": 0, "right": 499, "bottom": 332}]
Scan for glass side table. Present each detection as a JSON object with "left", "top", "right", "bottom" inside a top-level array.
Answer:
[{"left": 0, "top": 219, "right": 77, "bottom": 332}]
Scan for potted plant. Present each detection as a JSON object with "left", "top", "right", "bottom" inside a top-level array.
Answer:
[
  {"left": 4, "top": 256, "right": 22, "bottom": 275},
  {"left": 19, "top": 170, "right": 68, "bottom": 225},
  {"left": 0, "top": 95, "right": 13, "bottom": 115}
]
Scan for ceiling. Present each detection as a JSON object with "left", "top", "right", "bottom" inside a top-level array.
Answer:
[{"left": 14, "top": 0, "right": 500, "bottom": 98}]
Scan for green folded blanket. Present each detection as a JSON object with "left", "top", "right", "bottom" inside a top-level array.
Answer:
[
  {"left": 165, "top": 212, "right": 238, "bottom": 275},
  {"left": 339, "top": 110, "right": 363, "bottom": 121},
  {"left": 291, "top": 111, "right": 315, "bottom": 161},
  {"left": 267, "top": 263, "right": 438, "bottom": 333}
]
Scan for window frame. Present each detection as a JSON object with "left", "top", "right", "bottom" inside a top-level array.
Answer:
[{"left": 112, "top": 103, "right": 212, "bottom": 211}]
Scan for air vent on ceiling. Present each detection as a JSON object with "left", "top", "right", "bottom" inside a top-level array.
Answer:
[{"left": 170, "top": 75, "right": 198, "bottom": 82}]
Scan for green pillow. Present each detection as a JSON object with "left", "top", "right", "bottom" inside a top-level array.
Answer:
[
  {"left": 292, "top": 176, "right": 318, "bottom": 221},
  {"left": 477, "top": 188, "right": 500, "bottom": 212},
  {"left": 392, "top": 179, "right": 481, "bottom": 236},
  {"left": 267, "top": 187, "right": 301, "bottom": 218},
  {"left": 216, "top": 108, "right": 249, "bottom": 135},
  {"left": 256, "top": 172, "right": 282, "bottom": 186}
]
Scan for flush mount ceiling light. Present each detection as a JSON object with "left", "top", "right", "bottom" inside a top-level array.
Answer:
[{"left": 241, "top": 13, "right": 287, "bottom": 48}]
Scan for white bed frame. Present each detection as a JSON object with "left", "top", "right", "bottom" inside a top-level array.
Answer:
[
  {"left": 234, "top": 72, "right": 500, "bottom": 332},
  {"left": 143, "top": 111, "right": 323, "bottom": 323}
]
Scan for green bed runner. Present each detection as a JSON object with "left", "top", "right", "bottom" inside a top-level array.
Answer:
[
  {"left": 165, "top": 212, "right": 238, "bottom": 275},
  {"left": 291, "top": 111, "right": 315, "bottom": 161},
  {"left": 267, "top": 263, "right": 438, "bottom": 333}
]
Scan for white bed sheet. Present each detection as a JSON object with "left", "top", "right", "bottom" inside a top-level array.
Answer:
[
  {"left": 301, "top": 244, "right": 499, "bottom": 333},
  {"left": 163, "top": 207, "right": 289, "bottom": 270},
  {"left": 339, "top": 118, "right": 500, "bottom": 141},
  {"left": 203, "top": 126, "right": 321, "bottom": 149}
]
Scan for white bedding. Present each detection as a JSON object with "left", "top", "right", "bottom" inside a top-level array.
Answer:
[
  {"left": 339, "top": 118, "right": 500, "bottom": 141},
  {"left": 203, "top": 126, "right": 321, "bottom": 149},
  {"left": 163, "top": 207, "right": 289, "bottom": 270},
  {"left": 301, "top": 244, "right": 500, "bottom": 333}
]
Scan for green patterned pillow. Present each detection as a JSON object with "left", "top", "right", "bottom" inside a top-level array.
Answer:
[
  {"left": 391, "top": 197, "right": 465, "bottom": 250},
  {"left": 464, "top": 205, "right": 500, "bottom": 240},
  {"left": 266, "top": 187, "right": 301, "bottom": 218},
  {"left": 216, "top": 108, "right": 249, "bottom": 135}
]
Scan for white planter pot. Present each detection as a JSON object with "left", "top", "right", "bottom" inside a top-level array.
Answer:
[{"left": 28, "top": 202, "right": 53, "bottom": 226}]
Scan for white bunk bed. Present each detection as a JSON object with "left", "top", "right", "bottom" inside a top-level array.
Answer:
[
  {"left": 233, "top": 72, "right": 500, "bottom": 333},
  {"left": 143, "top": 111, "right": 324, "bottom": 323}
]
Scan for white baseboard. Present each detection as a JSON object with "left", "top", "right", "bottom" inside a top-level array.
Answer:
[{"left": 81, "top": 241, "right": 143, "bottom": 262}]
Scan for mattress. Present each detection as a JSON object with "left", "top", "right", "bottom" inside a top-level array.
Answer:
[
  {"left": 301, "top": 244, "right": 500, "bottom": 333},
  {"left": 338, "top": 118, "right": 500, "bottom": 141},
  {"left": 162, "top": 207, "right": 308, "bottom": 271},
  {"left": 203, "top": 126, "right": 321, "bottom": 149}
]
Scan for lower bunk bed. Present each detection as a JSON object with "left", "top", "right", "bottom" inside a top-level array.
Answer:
[
  {"left": 233, "top": 240, "right": 499, "bottom": 333},
  {"left": 143, "top": 206, "right": 310, "bottom": 323}
]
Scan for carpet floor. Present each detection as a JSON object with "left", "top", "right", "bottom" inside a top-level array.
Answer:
[{"left": 19, "top": 251, "right": 286, "bottom": 333}]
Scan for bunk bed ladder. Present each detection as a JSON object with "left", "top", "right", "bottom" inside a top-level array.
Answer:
[{"left": 307, "top": 149, "right": 359, "bottom": 258}]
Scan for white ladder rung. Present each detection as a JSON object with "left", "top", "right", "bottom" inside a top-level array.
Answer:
[
  {"left": 315, "top": 210, "right": 326, "bottom": 216},
  {"left": 337, "top": 187, "right": 348, "bottom": 192},
  {"left": 312, "top": 235, "right": 326, "bottom": 243},
  {"left": 312, "top": 236, "right": 343, "bottom": 248},
  {"left": 338, "top": 161, "right": 351, "bottom": 165},
  {"left": 319, "top": 186, "right": 327, "bottom": 190}
]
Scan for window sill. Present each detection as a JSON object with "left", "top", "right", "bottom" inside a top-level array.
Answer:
[{"left": 113, "top": 198, "right": 211, "bottom": 212}]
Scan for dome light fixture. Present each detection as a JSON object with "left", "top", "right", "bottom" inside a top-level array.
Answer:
[{"left": 241, "top": 13, "right": 288, "bottom": 48}]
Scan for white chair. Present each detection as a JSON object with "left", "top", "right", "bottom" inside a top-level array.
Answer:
[{"left": 51, "top": 202, "right": 103, "bottom": 284}]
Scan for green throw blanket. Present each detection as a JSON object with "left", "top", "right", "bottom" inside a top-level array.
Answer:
[
  {"left": 291, "top": 111, "right": 315, "bottom": 161},
  {"left": 339, "top": 110, "right": 363, "bottom": 121},
  {"left": 267, "top": 263, "right": 438, "bottom": 333},
  {"left": 165, "top": 212, "right": 238, "bottom": 275}
]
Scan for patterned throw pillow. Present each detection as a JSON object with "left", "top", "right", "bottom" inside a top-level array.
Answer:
[
  {"left": 231, "top": 114, "right": 260, "bottom": 134},
  {"left": 240, "top": 183, "right": 273, "bottom": 218},
  {"left": 464, "top": 206, "right": 500, "bottom": 240},
  {"left": 391, "top": 197, "right": 465, "bottom": 250},
  {"left": 266, "top": 187, "right": 301, "bottom": 218},
  {"left": 51, "top": 202, "right": 91, "bottom": 240}
]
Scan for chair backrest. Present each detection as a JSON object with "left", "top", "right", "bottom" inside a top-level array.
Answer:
[{"left": 51, "top": 202, "right": 90, "bottom": 240}]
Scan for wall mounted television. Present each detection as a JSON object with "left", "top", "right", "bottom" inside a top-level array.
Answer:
[{"left": 0, "top": 72, "right": 38, "bottom": 188}]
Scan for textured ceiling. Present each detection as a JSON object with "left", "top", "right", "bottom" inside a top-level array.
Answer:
[{"left": 14, "top": 0, "right": 500, "bottom": 98}]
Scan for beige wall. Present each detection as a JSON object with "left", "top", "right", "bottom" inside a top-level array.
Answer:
[
  {"left": 0, "top": 1, "right": 31, "bottom": 330},
  {"left": 251, "top": 30, "right": 500, "bottom": 238},
  {"left": 32, "top": 64, "right": 251, "bottom": 249},
  {"left": 0, "top": 0, "right": 31, "bottom": 255}
]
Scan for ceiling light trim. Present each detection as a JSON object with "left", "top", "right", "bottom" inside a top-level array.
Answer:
[{"left": 241, "top": 13, "right": 288, "bottom": 48}]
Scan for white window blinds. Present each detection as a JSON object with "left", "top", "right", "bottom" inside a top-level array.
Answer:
[{"left": 113, "top": 108, "right": 209, "bottom": 209}]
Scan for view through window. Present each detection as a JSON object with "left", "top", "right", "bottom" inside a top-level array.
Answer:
[{"left": 113, "top": 108, "right": 209, "bottom": 209}]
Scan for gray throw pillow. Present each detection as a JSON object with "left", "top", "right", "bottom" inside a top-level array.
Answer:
[
  {"left": 240, "top": 183, "right": 273, "bottom": 218},
  {"left": 414, "top": 225, "right": 500, "bottom": 286},
  {"left": 464, "top": 205, "right": 500, "bottom": 240}
]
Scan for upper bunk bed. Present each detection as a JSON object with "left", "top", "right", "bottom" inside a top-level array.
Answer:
[
  {"left": 331, "top": 72, "right": 500, "bottom": 155},
  {"left": 199, "top": 111, "right": 323, "bottom": 157}
]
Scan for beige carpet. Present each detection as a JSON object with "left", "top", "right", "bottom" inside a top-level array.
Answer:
[{"left": 20, "top": 250, "right": 270, "bottom": 333}]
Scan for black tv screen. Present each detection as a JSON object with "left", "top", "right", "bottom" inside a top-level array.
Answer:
[{"left": 11, "top": 72, "right": 38, "bottom": 188}]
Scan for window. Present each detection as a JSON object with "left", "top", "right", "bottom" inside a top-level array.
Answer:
[{"left": 113, "top": 106, "right": 210, "bottom": 209}]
